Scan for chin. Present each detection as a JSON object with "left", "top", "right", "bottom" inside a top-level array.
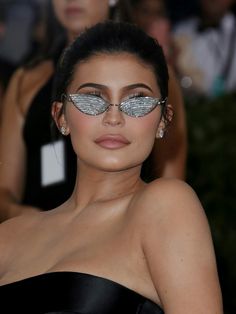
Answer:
[
  {"left": 95, "top": 157, "right": 143, "bottom": 173},
  {"left": 100, "top": 160, "right": 128, "bottom": 172}
]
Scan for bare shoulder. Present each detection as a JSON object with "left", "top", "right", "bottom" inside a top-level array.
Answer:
[
  {"left": 0, "top": 209, "right": 43, "bottom": 240},
  {"left": 0, "top": 203, "right": 63, "bottom": 237},
  {"left": 18, "top": 60, "right": 54, "bottom": 104},
  {"left": 7, "top": 60, "right": 53, "bottom": 91},
  {"left": 128, "top": 178, "right": 212, "bottom": 250},
  {"left": 0, "top": 210, "right": 47, "bottom": 278},
  {"left": 20, "top": 60, "right": 54, "bottom": 85},
  {"left": 132, "top": 178, "right": 205, "bottom": 223},
  {"left": 131, "top": 181, "right": 222, "bottom": 313}
]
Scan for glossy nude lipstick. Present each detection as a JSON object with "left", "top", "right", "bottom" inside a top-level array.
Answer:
[{"left": 94, "top": 134, "right": 130, "bottom": 149}]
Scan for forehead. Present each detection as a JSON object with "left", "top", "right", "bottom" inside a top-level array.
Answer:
[{"left": 68, "top": 52, "right": 159, "bottom": 92}]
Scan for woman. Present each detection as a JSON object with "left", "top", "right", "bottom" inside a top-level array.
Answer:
[
  {"left": 0, "top": 22, "right": 222, "bottom": 314},
  {"left": 0, "top": 0, "right": 186, "bottom": 223}
]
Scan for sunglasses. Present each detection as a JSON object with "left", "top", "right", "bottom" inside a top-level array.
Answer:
[{"left": 62, "top": 93, "right": 166, "bottom": 118}]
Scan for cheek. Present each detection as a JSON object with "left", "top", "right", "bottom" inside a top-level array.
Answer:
[
  {"left": 67, "top": 110, "right": 97, "bottom": 140},
  {"left": 132, "top": 113, "right": 159, "bottom": 141},
  {"left": 128, "top": 113, "right": 160, "bottom": 158},
  {"left": 90, "top": 2, "right": 109, "bottom": 23},
  {"left": 67, "top": 114, "right": 97, "bottom": 160},
  {"left": 53, "top": 2, "right": 64, "bottom": 21}
]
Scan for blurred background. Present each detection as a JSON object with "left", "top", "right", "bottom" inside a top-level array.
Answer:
[{"left": 0, "top": 1, "right": 235, "bottom": 313}]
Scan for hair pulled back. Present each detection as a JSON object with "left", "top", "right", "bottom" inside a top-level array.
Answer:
[{"left": 53, "top": 21, "right": 169, "bottom": 104}]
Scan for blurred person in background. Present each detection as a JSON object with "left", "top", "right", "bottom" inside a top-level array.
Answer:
[
  {"left": 119, "top": 0, "right": 173, "bottom": 62},
  {"left": 0, "top": 0, "right": 35, "bottom": 65},
  {"left": 0, "top": 0, "right": 39, "bottom": 76},
  {"left": 173, "top": 0, "right": 236, "bottom": 99},
  {"left": 118, "top": 0, "right": 187, "bottom": 181},
  {"left": 0, "top": 0, "right": 45, "bottom": 109}
]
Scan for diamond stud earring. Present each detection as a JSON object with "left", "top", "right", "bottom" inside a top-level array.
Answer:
[
  {"left": 60, "top": 126, "right": 67, "bottom": 135},
  {"left": 159, "top": 129, "right": 164, "bottom": 138}
]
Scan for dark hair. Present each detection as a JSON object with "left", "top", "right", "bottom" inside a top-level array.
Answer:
[{"left": 53, "top": 21, "right": 169, "bottom": 106}]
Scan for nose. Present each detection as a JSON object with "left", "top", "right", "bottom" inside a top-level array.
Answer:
[{"left": 102, "top": 104, "right": 125, "bottom": 127}]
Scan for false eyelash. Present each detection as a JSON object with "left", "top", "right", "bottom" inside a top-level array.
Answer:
[
  {"left": 125, "top": 92, "right": 146, "bottom": 100},
  {"left": 87, "top": 91, "right": 108, "bottom": 101},
  {"left": 86, "top": 91, "right": 102, "bottom": 96},
  {"left": 92, "top": 91, "right": 101, "bottom": 95}
]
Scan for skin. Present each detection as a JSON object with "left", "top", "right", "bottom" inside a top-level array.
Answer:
[
  {"left": 52, "top": 0, "right": 110, "bottom": 42},
  {"left": 0, "top": 53, "right": 222, "bottom": 314},
  {"left": 0, "top": 0, "right": 186, "bottom": 223}
]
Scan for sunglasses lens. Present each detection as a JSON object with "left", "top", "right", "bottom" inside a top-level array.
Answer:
[
  {"left": 69, "top": 94, "right": 108, "bottom": 115},
  {"left": 120, "top": 97, "right": 160, "bottom": 117}
]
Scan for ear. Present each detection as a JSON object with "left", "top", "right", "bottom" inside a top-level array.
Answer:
[
  {"left": 156, "top": 104, "right": 173, "bottom": 139},
  {"left": 51, "top": 101, "right": 70, "bottom": 136}
]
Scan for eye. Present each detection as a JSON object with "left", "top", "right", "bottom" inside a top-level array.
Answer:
[
  {"left": 69, "top": 93, "right": 109, "bottom": 115},
  {"left": 88, "top": 90, "right": 102, "bottom": 97},
  {"left": 125, "top": 92, "right": 146, "bottom": 100},
  {"left": 85, "top": 91, "right": 109, "bottom": 103},
  {"left": 120, "top": 96, "right": 161, "bottom": 117}
]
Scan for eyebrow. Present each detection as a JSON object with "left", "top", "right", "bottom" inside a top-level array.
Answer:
[
  {"left": 76, "top": 83, "right": 106, "bottom": 91},
  {"left": 76, "top": 83, "right": 153, "bottom": 92},
  {"left": 124, "top": 83, "right": 153, "bottom": 92}
]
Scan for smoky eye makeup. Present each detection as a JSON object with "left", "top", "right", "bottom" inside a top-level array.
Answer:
[
  {"left": 78, "top": 89, "right": 109, "bottom": 103},
  {"left": 119, "top": 96, "right": 164, "bottom": 117},
  {"left": 68, "top": 93, "right": 109, "bottom": 115},
  {"left": 122, "top": 91, "right": 147, "bottom": 101},
  {"left": 65, "top": 92, "right": 165, "bottom": 117},
  {"left": 63, "top": 81, "right": 165, "bottom": 117}
]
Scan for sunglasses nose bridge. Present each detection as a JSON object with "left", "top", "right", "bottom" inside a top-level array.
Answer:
[
  {"left": 106, "top": 103, "right": 120, "bottom": 112},
  {"left": 102, "top": 103, "right": 125, "bottom": 126}
]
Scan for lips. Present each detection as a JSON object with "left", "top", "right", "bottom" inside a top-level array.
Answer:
[
  {"left": 94, "top": 134, "right": 130, "bottom": 149},
  {"left": 65, "top": 6, "right": 84, "bottom": 16}
]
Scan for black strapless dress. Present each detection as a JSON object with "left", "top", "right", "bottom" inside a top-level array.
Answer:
[{"left": 0, "top": 271, "right": 164, "bottom": 314}]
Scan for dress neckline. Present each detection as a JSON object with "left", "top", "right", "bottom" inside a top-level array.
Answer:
[{"left": 1, "top": 270, "right": 163, "bottom": 311}]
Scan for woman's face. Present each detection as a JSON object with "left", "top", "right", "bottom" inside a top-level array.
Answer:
[
  {"left": 132, "top": 0, "right": 166, "bottom": 32},
  {"left": 52, "top": 0, "right": 110, "bottom": 38},
  {"left": 59, "top": 53, "right": 164, "bottom": 173}
]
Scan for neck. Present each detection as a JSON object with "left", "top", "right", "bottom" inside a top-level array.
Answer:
[{"left": 68, "top": 161, "right": 144, "bottom": 211}]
